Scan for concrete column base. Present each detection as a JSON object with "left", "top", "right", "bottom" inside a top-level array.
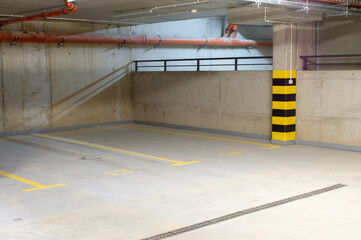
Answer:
[{"left": 271, "top": 139, "right": 296, "bottom": 146}]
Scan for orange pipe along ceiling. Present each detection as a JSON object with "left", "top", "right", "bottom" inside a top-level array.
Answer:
[
  {"left": 0, "top": 31, "right": 273, "bottom": 47},
  {"left": 0, "top": 0, "right": 78, "bottom": 27},
  {"left": 0, "top": 0, "right": 272, "bottom": 48}
]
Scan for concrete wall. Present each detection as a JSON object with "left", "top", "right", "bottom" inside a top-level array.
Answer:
[
  {"left": 0, "top": 17, "right": 272, "bottom": 135},
  {"left": 317, "top": 17, "right": 361, "bottom": 70},
  {"left": 0, "top": 22, "right": 133, "bottom": 135},
  {"left": 297, "top": 71, "right": 361, "bottom": 147},
  {"left": 133, "top": 71, "right": 272, "bottom": 137},
  {"left": 318, "top": 17, "right": 361, "bottom": 55}
]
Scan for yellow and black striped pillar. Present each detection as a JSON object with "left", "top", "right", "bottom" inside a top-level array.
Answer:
[{"left": 271, "top": 70, "right": 297, "bottom": 145}]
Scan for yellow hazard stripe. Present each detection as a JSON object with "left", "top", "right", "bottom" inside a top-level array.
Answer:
[
  {"left": 272, "top": 101, "right": 296, "bottom": 110},
  {"left": 273, "top": 70, "right": 297, "bottom": 79},
  {"left": 272, "top": 131, "right": 296, "bottom": 141},
  {"left": 273, "top": 86, "right": 297, "bottom": 94},
  {"left": 272, "top": 116, "right": 296, "bottom": 125}
]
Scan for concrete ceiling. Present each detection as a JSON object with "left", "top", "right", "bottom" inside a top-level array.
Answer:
[{"left": 0, "top": 0, "right": 232, "bottom": 25}]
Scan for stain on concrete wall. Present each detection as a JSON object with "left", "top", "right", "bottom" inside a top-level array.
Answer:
[
  {"left": 132, "top": 71, "right": 272, "bottom": 136},
  {"left": 298, "top": 71, "right": 361, "bottom": 147},
  {"left": 2, "top": 42, "right": 51, "bottom": 132},
  {"left": 0, "top": 22, "right": 133, "bottom": 134}
]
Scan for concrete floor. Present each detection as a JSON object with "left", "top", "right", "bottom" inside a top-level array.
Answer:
[{"left": 0, "top": 123, "right": 360, "bottom": 240}]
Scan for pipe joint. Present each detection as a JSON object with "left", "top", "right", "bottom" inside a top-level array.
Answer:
[
  {"left": 141, "top": 34, "right": 148, "bottom": 45},
  {"left": 63, "top": 3, "right": 79, "bottom": 14}
]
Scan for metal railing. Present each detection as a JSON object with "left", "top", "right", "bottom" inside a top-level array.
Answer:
[
  {"left": 134, "top": 56, "right": 273, "bottom": 72},
  {"left": 300, "top": 54, "right": 361, "bottom": 70}
]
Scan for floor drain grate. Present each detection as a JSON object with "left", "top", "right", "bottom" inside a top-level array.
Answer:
[{"left": 141, "top": 184, "right": 347, "bottom": 240}]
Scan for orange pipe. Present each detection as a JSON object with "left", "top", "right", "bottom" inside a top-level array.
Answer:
[
  {"left": 223, "top": 24, "right": 233, "bottom": 38},
  {"left": 223, "top": 24, "right": 238, "bottom": 38},
  {"left": 0, "top": 1, "right": 78, "bottom": 27},
  {"left": 230, "top": 25, "right": 238, "bottom": 39},
  {"left": 0, "top": 30, "right": 273, "bottom": 47}
]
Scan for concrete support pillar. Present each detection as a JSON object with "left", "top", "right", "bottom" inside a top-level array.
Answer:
[
  {"left": 0, "top": 43, "right": 3, "bottom": 135},
  {"left": 272, "top": 23, "right": 298, "bottom": 145},
  {"left": 272, "top": 23, "right": 317, "bottom": 145}
]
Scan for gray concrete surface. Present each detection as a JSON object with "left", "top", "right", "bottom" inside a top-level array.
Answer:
[
  {"left": 0, "top": 18, "right": 272, "bottom": 135},
  {"left": 318, "top": 17, "right": 361, "bottom": 70},
  {"left": 0, "top": 22, "right": 133, "bottom": 133},
  {"left": 133, "top": 71, "right": 273, "bottom": 137},
  {"left": 0, "top": 123, "right": 360, "bottom": 239},
  {"left": 298, "top": 71, "right": 361, "bottom": 148}
]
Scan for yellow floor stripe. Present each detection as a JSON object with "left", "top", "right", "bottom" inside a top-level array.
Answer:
[
  {"left": 126, "top": 126, "right": 280, "bottom": 149},
  {"left": 0, "top": 170, "right": 66, "bottom": 192},
  {"left": 1, "top": 124, "right": 280, "bottom": 150},
  {"left": 0, "top": 126, "right": 127, "bottom": 141},
  {"left": 47, "top": 126, "right": 125, "bottom": 136},
  {"left": 104, "top": 172, "right": 119, "bottom": 176},
  {"left": 0, "top": 135, "right": 32, "bottom": 141},
  {"left": 37, "top": 134, "right": 199, "bottom": 167}
]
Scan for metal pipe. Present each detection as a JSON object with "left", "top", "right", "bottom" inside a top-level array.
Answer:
[
  {"left": 223, "top": 24, "right": 233, "bottom": 37},
  {"left": 230, "top": 24, "right": 238, "bottom": 38},
  {"left": 223, "top": 24, "right": 238, "bottom": 38},
  {"left": 0, "top": 30, "right": 273, "bottom": 47},
  {"left": 0, "top": 0, "right": 78, "bottom": 27}
]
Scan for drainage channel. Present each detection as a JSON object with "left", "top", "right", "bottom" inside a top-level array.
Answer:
[{"left": 142, "top": 184, "right": 346, "bottom": 240}]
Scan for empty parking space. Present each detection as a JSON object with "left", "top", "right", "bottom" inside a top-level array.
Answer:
[
  {"left": 0, "top": 124, "right": 360, "bottom": 239},
  {"left": 1, "top": 2, "right": 361, "bottom": 238}
]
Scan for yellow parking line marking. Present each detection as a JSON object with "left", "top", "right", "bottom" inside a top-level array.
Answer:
[
  {"left": 47, "top": 126, "right": 126, "bottom": 136},
  {"left": 0, "top": 135, "right": 32, "bottom": 141},
  {"left": 116, "top": 169, "right": 134, "bottom": 174},
  {"left": 0, "top": 126, "right": 129, "bottom": 141},
  {"left": 0, "top": 170, "right": 66, "bottom": 192},
  {"left": 219, "top": 151, "right": 243, "bottom": 156},
  {"left": 105, "top": 172, "right": 119, "bottom": 176},
  {"left": 37, "top": 134, "right": 199, "bottom": 167},
  {"left": 170, "top": 161, "right": 201, "bottom": 167},
  {"left": 126, "top": 126, "right": 280, "bottom": 149}
]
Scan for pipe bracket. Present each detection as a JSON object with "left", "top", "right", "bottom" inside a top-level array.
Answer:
[
  {"left": 118, "top": 39, "right": 127, "bottom": 49},
  {"left": 42, "top": 10, "right": 47, "bottom": 18},
  {"left": 62, "top": 7, "right": 69, "bottom": 15},
  {"left": 154, "top": 35, "right": 162, "bottom": 47},
  {"left": 57, "top": 37, "right": 66, "bottom": 48},
  {"left": 9, "top": 36, "right": 18, "bottom": 46},
  {"left": 198, "top": 36, "right": 208, "bottom": 51}
]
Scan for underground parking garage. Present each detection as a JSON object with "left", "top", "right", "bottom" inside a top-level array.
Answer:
[{"left": 0, "top": 0, "right": 361, "bottom": 239}]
